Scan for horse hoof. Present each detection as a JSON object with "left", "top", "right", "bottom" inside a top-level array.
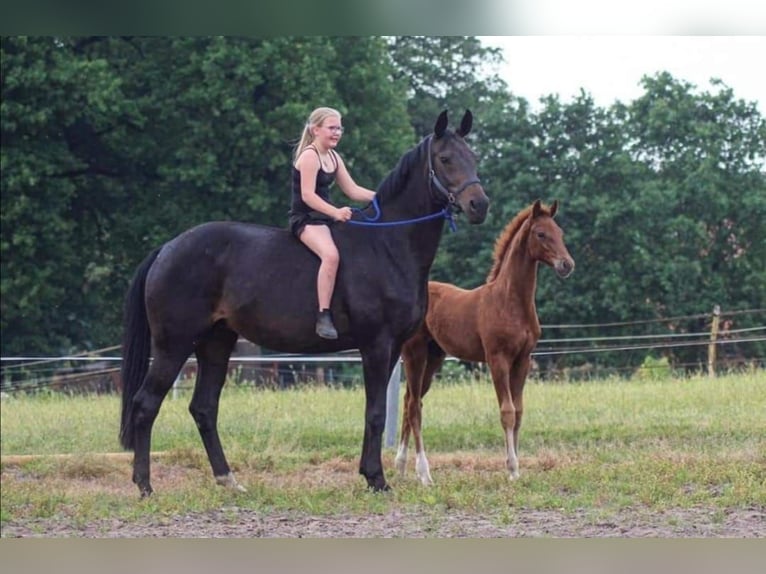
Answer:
[
  {"left": 139, "top": 486, "right": 153, "bottom": 498},
  {"left": 216, "top": 472, "right": 247, "bottom": 492},
  {"left": 508, "top": 471, "right": 520, "bottom": 481},
  {"left": 367, "top": 480, "right": 391, "bottom": 493}
]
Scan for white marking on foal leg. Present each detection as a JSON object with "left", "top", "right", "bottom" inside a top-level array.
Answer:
[
  {"left": 395, "top": 441, "right": 408, "bottom": 476},
  {"left": 505, "top": 428, "right": 520, "bottom": 480},
  {"left": 415, "top": 432, "right": 434, "bottom": 485},
  {"left": 415, "top": 451, "right": 434, "bottom": 486},
  {"left": 215, "top": 472, "right": 247, "bottom": 492}
]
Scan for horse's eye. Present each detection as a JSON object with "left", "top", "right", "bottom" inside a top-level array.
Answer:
[
  {"left": 537, "top": 231, "right": 546, "bottom": 239},
  {"left": 440, "top": 156, "right": 450, "bottom": 164}
]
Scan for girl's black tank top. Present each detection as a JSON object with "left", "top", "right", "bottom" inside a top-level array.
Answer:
[{"left": 290, "top": 146, "right": 338, "bottom": 216}]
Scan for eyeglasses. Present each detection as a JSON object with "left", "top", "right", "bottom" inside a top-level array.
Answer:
[{"left": 325, "top": 126, "right": 344, "bottom": 134}]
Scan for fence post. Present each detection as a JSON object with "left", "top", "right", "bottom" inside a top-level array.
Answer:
[
  {"left": 384, "top": 357, "right": 401, "bottom": 448},
  {"left": 708, "top": 304, "right": 721, "bottom": 378}
]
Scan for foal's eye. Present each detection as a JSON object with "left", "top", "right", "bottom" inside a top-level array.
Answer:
[
  {"left": 439, "top": 155, "right": 450, "bottom": 164},
  {"left": 536, "top": 231, "right": 546, "bottom": 239}
]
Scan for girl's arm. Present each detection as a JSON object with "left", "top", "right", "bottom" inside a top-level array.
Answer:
[{"left": 334, "top": 154, "right": 376, "bottom": 203}]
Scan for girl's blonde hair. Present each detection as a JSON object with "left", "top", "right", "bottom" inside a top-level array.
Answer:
[{"left": 293, "top": 107, "right": 342, "bottom": 163}]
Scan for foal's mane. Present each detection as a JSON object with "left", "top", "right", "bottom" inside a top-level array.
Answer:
[{"left": 486, "top": 202, "right": 554, "bottom": 283}]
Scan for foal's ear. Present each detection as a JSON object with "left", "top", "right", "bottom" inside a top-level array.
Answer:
[
  {"left": 531, "top": 199, "right": 542, "bottom": 218},
  {"left": 550, "top": 200, "right": 559, "bottom": 218},
  {"left": 456, "top": 109, "right": 473, "bottom": 137},
  {"left": 434, "top": 110, "right": 448, "bottom": 138}
]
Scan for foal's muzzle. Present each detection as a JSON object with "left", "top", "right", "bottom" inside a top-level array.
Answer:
[{"left": 555, "top": 258, "right": 575, "bottom": 278}]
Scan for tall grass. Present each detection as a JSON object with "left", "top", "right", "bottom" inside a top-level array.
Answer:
[{"left": 1, "top": 371, "right": 764, "bottom": 525}]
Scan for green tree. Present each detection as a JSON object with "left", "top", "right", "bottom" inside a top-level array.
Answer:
[
  {"left": 622, "top": 72, "right": 766, "bottom": 365},
  {"left": 388, "top": 36, "right": 506, "bottom": 137},
  {"left": 2, "top": 36, "right": 143, "bottom": 354},
  {"left": 1, "top": 36, "right": 412, "bottom": 355},
  {"left": 522, "top": 74, "right": 766, "bottom": 370}
]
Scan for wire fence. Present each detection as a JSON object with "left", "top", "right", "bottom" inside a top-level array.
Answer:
[{"left": 2, "top": 308, "right": 764, "bottom": 393}]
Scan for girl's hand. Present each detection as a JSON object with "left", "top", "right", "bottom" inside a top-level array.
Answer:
[{"left": 335, "top": 206, "right": 353, "bottom": 222}]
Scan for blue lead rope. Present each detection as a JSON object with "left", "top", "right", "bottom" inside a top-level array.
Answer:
[
  {"left": 348, "top": 196, "right": 457, "bottom": 232},
  {"left": 351, "top": 196, "right": 382, "bottom": 222}
]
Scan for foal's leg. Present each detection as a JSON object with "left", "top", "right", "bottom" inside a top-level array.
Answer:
[
  {"left": 487, "top": 355, "right": 519, "bottom": 480},
  {"left": 130, "top": 347, "right": 191, "bottom": 497},
  {"left": 188, "top": 324, "right": 245, "bottom": 492},
  {"left": 396, "top": 335, "right": 429, "bottom": 477},
  {"left": 509, "top": 355, "right": 532, "bottom": 463},
  {"left": 411, "top": 349, "right": 445, "bottom": 486},
  {"left": 395, "top": 388, "right": 414, "bottom": 476}
]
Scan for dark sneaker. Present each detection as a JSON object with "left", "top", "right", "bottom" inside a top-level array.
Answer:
[{"left": 316, "top": 309, "right": 338, "bottom": 339}]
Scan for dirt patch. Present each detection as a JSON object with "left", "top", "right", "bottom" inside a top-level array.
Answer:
[
  {"left": 3, "top": 452, "right": 763, "bottom": 538},
  {"left": 3, "top": 506, "right": 764, "bottom": 538}
]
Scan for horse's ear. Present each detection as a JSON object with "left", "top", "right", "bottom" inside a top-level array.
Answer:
[
  {"left": 531, "top": 199, "right": 542, "bottom": 218},
  {"left": 550, "top": 200, "right": 558, "bottom": 217},
  {"left": 434, "top": 110, "right": 448, "bottom": 138},
  {"left": 456, "top": 109, "right": 473, "bottom": 137}
]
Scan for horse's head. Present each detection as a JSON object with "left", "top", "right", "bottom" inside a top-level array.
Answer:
[
  {"left": 429, "top": 110, "right": 489, "bottom": 224},
  {"left": 527, "top": 200, "right": 575, "bottom": 278}
]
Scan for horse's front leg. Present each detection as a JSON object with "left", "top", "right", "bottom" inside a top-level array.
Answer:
[
  {"left": 358, "top": 344, "right": 397, "bottom": 492},
  {"left": 509, "top": 355, "right": 532, "bottom": 467},
  {"left": 487, "top": 355, "right": 519, "bottom": 480}
]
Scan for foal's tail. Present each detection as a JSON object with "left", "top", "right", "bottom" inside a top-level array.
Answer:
[{"left": 119, "top": 247, "right": 161, "bottom": 451}]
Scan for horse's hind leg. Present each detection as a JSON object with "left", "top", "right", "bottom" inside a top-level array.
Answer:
[
  {"left": 188, "top": 323, "right": 245, "bottom": 492},
  {"left": 131, "top": 349, "right": 191, "bottom": 497},
  {"left": 395, "top": 390, "right": 414, "bottom": 477},
  {"left": 396, "top": 336, "right": 428, "bottom": 477},
  {"left": 412, "top": 343, "right": 445, "bottom": 486},
  {"left": 398, "top": 333, "right": 443, "bottom": 485}
]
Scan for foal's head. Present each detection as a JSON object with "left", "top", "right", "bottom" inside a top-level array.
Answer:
[
  {"left": 526, "top": 200, "right": 575, "bottom": 278},
  {"left": 487, "top": 200, "right": 575, "bottom": 282}
]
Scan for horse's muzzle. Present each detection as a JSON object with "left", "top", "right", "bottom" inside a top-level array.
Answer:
[
  {"left": 460, "top": 185, "right": 489, "bottom": 224},
  {"left": 555, "top": 258, "right": 575, "bottom": 278}
]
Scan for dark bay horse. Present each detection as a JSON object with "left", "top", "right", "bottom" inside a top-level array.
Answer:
[
  {"left": 119, "top": 110, "right": 489, "bottom": 497},
  {"left": 396, "top": 200, "right": 573, "bottom": 485}
]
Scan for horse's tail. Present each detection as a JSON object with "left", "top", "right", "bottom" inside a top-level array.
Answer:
[{"left": 119, "top": 247, "right": 161, "bottom": 451}]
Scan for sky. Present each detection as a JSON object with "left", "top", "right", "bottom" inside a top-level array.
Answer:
[{"left": 479, "top": 36, "right": 765, "bottom": 113}]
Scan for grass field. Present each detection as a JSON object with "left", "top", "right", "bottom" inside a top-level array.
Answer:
[{"left": 1, "top": 370, "right": 764, "bottom": 535}]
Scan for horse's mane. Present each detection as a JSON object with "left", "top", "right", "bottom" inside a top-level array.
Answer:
[
  {"left": 373, "top": 138, "right": 427, "bottom": 202},
  {"left": 486, "top": 202, "right": 553, "bottom": 283}
]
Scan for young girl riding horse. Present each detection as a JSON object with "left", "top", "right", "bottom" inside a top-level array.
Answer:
[{"left": 289, "top": 107, "right": 376, "bottom": 339}]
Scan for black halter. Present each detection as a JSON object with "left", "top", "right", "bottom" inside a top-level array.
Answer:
[{"left": 427, "top": 135, "right": 482, "bottom": 210}]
